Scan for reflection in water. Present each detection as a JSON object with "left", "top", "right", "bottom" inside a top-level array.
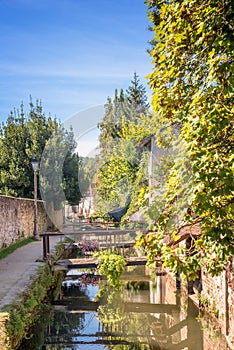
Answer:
[{"left": 22, "top": 267, "right": 231, "bottom": 349}]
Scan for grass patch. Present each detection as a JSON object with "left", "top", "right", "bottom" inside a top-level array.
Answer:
[{"left": 0, "top": 238, "right": 36, "bottom": 260}]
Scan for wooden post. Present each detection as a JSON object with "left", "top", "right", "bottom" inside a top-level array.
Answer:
[
  {"left": 224, "top": 268, "right": 229, "bottom": 336},
  {"left": 33, "top": 170, "right": 39, "bottom": 240},
  {"left": 41, "top": 232, "right": 64, "bottom": 260},
  {"left": 114, "top": 233, "right": 116, "bottom": 252},
  {"left": 42, "top": 235, "right": 50, "bottom": 259}
]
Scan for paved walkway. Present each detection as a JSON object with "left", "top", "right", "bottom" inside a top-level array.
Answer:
[{"left": 0, "top": 237, "right": 61, "bottom": 310}]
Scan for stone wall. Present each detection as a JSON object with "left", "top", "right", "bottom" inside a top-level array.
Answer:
[
  {"left": 201, "top": 258, "right": 234, "bottom": 349},
  {"left": 0, "top": 195, "right": 60, "bottom": 248}
]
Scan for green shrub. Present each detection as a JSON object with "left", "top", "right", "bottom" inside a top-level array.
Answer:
[{"left": 94, "top": 251, "right": 126, "bottom": 287}]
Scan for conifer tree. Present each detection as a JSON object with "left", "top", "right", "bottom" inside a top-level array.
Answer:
[{"left": 126, "top": 72, "right": 149, "bottom": 111}]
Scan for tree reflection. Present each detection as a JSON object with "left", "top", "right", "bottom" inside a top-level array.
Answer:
[
  {"left": 96, "top": 282, "right": 156, "bottom": 349},
  {"left": 44, "top": 285, "right": 87, "bottom": 349}
]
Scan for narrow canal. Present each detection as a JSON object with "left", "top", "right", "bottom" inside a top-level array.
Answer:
[{"left": 19, "top": 265, "right": 231, "bottom": 349}]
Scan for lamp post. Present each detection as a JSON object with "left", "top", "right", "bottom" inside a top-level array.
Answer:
[{"left": 31, "top": 157, "right": 40, "bottom": 240}]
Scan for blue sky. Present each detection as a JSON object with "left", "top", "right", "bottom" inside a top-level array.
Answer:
[{"left": 0, "top": 0, "right": 152, "bottom": 125}]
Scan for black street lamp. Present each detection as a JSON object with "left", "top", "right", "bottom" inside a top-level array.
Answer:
[{"left": 31, "top": 157, "right": 40, "bottom": 240}]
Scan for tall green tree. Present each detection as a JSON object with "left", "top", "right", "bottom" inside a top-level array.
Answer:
[
  {"left": 39, "top": 126, "right": 80, "bottom": 210},
  {"left": 126, "top": 72, "right": 149, "bottom": 113},
  {"left": 99, "top": 74, "right": 149, "bottom": 159},
  {"left": 27, "top": 98, "right": 59, "bottom": 159},
  {"left": 97, "top": 75, "right": 150, "bottom": 215},
  {"left": 0, "top": 107, "right": 33, "bottom": 197},
  {"left": 63, "top": 149, "right": 81, "bottom": 206},
  {"left": 0, "top": 100, "right": 81, "bottom": 207},
  {"left": 98, "top": 89, "right": 127, "bottom": 161},
  {"left": 78, "top": 156, "right": 98, "bottom": 196}
]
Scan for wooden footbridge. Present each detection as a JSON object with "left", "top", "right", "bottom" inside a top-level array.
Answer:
[
  {"left": 61, "top": 221, "right": 147, "bottom": 248},
  {"left": 41, "top": 221, "right": 149, "bottom": 268},
  {"left": 54, "top": 256, "right": 148, "bottom": 270}
]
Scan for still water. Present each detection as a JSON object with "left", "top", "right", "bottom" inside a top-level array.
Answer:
[{"left": 21, "top": 266, "right": 231, "bottom": 350}]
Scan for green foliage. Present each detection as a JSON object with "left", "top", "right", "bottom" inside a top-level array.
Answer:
[
  {"left": 97, "top": 286, "right": 126, "bottom": 324},
  {"left": 38, "top": 125, "right": 81, "bottom": 209},
  {"left": 0, "top": 106, "right": 34, "bottom": 198},
  {"left": 63, "top": 152, "right": 81, "bottom": 205},
  {"left": 78, "top": 156, "right": 98, "bottom": 195},
  {"left": 96, "top": 76, "right": 150, "bottom": 216},
  {"left": 95, "top": 282, "right": 153, "bottom": 350},
  {"left": 126, "top": 72, "right": 149, "bottom": 117},
  {"left": 0, "top": 99, "right": 81, "bottom": 206},
  {"left": 98, "top": 74, "right": 149, "bottom": 157},
  {"left": 94, "top": 251, "right": 126, "bottom": 287},
  {"left": 98, "top": 90, "right": 126, "bottom": 162},
  {"left": 134, "top": 0, "right": 234, "bottom": 276},
  {"left": 97, "top": 156, "right": 137, "bottom": 202},
  {"left": 122, "top": 153, "right": 150, "bottom": 219}
]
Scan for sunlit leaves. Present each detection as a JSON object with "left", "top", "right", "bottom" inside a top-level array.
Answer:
[
  {"left": 142, "top": 0, "right": 234, "bottom": 275},
  {"left": 94, "top": 251, "right": 126, "bottom": 287},
  {"left": 97, "top": 156, "right": 137, "bottom": 204}
]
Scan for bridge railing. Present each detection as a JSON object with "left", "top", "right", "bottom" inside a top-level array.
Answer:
[
  {"left": 61, "top": 221, "right": 147, "bottom": 250},
  {"left": 61, "top": 220, "right": 147, "bottom": 232},
  {"left": 41, "top": 222, "right": 147, "bottom": 259},
  {"left": 62, "top": 229, "right": 144, "bottom": 253}
]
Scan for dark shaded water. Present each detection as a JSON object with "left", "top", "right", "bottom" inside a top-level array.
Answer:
[{"left": 20, "top": 266, "right": 231, "bottom": 350}]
